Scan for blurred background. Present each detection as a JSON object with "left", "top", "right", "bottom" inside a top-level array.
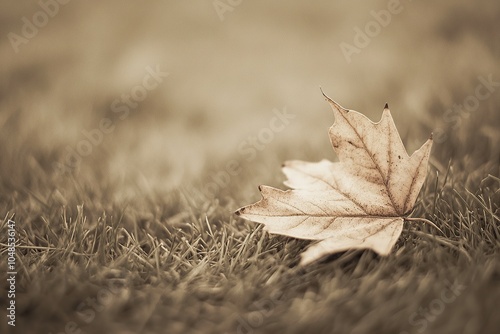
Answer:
[{"left": 0, "top": 0, "right": 498, "bottom": 207}]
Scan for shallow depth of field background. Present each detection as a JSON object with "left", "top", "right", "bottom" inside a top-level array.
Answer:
[
  {"left": 1, "top": 0, "right": 498, "bottom": 197},
  {"left": 0, "top": 1, "right": 499, "bottom": 333}
]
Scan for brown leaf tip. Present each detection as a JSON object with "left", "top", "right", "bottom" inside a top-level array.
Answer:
[
  {"left": 319, "top": 88, "right": 346, "bottom": 111},
  {"left": 235, "top": 208, "right": 245, "bottom": 216},
  {"left": 384, "top": 103, "right": 389, "bottom": 109},
  {"left": 319, "top": 86, "right": 328, "bottom": 100},
  {"left": 258, "top": 185, "right": 263, "bottom": 191},
  {"left": 429, "top": 132, "right": 433, "bottom": 140}
]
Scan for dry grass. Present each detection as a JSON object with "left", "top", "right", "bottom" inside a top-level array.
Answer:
[
  {"left": 0, "top": 1, "right": 499, "bottom": 333},
  {"left": 1, "top": 150, "right": 499, "bottom": 334}
]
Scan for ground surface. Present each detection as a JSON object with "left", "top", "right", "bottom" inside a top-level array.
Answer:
[{"left": 0, "top": 1, "right": 499, "bottom": 334}]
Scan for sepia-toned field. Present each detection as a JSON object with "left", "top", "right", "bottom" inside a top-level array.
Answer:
[{"left": 0, "top": 1, "right": 499, "bottom": 333}]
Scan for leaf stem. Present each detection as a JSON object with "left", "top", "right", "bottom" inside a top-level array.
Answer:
[{"left": 405, "top": 217, "right": 445, "bottom": 236}]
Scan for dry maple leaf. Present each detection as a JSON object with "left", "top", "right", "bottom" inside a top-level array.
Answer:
[{"left": 235, "top": 92, "right": 433, "bottom": 265}]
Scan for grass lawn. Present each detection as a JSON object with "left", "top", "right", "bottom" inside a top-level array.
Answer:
[
  {"left": 1, "top": 2, "right": 499, "bottom": 334},
  {"left": 1, "top": 145, "right": 499, "bottom": 334}
]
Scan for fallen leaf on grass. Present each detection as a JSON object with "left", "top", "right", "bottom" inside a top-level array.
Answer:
[{"left": 235, "top": 92, "right": 433, "bottom": 265}]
